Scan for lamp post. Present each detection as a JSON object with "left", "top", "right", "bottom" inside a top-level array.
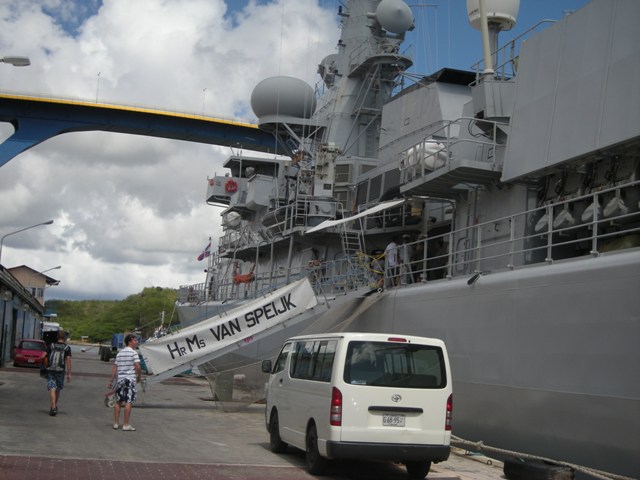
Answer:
[
  {"left": 0, "top": 56, "right": 30, "bottom": 67},
  {"left": 40, "top": 266, "right": 62, "bottom": 287},
  {"left": 0, "top": 220, "right": 54, "bottom": 265},
  {"left": 39, "top": 265, "right": 61, "bottom": 275}
]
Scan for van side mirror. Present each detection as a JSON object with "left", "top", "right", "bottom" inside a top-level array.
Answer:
[{"left": 261, "top": 360, "right": 273, "bottom": 373}]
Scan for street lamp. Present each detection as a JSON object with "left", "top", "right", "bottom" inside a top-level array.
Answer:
[
  {"left": 0, "top": 56, "right": 30, "bottom": 67},
  {"left": 39, "top": 265, "right": 61, "bottom": 275},
  {"left": 0, "top": 220, "right": 54, "bottom": 264}
]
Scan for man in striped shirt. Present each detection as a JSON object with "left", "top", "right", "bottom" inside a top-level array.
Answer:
[{"left": 108, "top": 334, "right": 142, "bottom": 431}]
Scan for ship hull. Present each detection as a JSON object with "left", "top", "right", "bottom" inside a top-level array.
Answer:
[
  {"left": 351, "top": 249, "right": 640, "bottom": 478},
  {"left": 197, "top": 248, "right": 639, "bottom": 477}
]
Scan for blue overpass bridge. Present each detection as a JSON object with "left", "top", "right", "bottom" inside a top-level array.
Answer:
[{"left": 0, "top": 92, "right": 277, "bottom": 168}]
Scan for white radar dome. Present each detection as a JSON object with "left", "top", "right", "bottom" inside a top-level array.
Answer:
[
  {"left": 376, "top": 0, "right": 414, "bottom": 35},
  {"left": 251, "top": 76, "right": 316, "bottom": 119},
  {"left": 467, "top": 0, "right": 519, "bottom": 31}
]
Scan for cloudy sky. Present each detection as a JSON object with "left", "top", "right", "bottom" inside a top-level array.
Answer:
[{"left": 0, "top": 0, "right": 588, "bottom": 300}]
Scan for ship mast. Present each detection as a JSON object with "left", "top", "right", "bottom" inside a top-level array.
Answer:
[{"left": 251, "top": 0, "right": 414, "bottom": 207}]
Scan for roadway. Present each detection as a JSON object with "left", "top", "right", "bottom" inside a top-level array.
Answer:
[
  {"left": 0, "top": 344, "right": 505, "bottom": 480},
  {"left": 0, "top": 93, "right": 277, "bottom": 167}
]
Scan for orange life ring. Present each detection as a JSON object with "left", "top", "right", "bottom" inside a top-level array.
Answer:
[
  {"left": 233, "top": 272, "right": 255, "bottom": 285},
  {"left": 225, "top": 179, "right": 238, "bottom": 193}
]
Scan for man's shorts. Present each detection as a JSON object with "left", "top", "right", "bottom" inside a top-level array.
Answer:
[
  {"left": 115, "top": 378, "right": 137, "bottom": 404},
  {"left": 46, "top": 371, "right": 65, "bottom": 391}
]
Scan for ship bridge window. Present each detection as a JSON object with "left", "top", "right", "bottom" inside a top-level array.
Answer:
[
  {"left": 384, "top": 169, "right": 400, "bottom": 192},
  {"left": 335, "top": 190, "right": 349, "bottom": 212},
  {"left": 360, "top": 164, "right": 375, "bottom": 175},
  {"left": 356, "top": 181, "right": 368, "bottom": 205},
  {"left": 369, "top": 175, "right": 382, "bottom": 201},
  {"left": 335, "top": 164, "right": 352, "bottom": 183}
]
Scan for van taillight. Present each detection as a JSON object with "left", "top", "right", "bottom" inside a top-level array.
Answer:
[
  {"left": 330, "top": 387, "right": 343, "bottom": 426},
  {"left": 387, "top": 337, "right": 407, "bottom": 343},
  {"left": 445, "top": 394, "right": 453, "bottom": 431}
]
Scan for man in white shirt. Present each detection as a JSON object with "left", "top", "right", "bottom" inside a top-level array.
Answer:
[
  {"left": 384, "top": 236, "right": 399, "bottom": 287},
  {"left": 108, "top": 334, "right": 142, "bottom": 431}
]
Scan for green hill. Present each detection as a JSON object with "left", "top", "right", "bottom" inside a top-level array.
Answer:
[{"left": 46, "top": 287, "right": 178, "bottom": 342}]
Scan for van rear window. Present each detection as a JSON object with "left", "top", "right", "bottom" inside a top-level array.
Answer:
[{"left": 344, "top": 341, "right": 446, "bottom": 388}]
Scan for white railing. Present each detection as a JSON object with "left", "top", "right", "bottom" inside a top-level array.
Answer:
[
  {"left": 399, "top": 116, "right": 508, "bottom": 183},
  {"left": 470, "top": 20, "right": 559, "bottom": 82},
  {"left": 180, "top": 180, "right": 640, "bottom": 308},
  {"left": 401, "top": 180, "right": 640, "bottom": 284}
]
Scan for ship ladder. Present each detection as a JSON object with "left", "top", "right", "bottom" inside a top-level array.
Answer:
[{"left": 340, "top": 226, "right": 369, "bottom": 288}]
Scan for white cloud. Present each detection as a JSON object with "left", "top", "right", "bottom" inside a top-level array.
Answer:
[{"left": 0, "top": 0, "right": 338, "bottom": 299}]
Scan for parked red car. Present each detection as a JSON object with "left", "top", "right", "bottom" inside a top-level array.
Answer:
[{"left": 13, "top": 339, "right": 47, "bottom": 368}]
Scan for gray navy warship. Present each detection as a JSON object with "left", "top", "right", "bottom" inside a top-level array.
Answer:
[{"left": 164, "top": 1, "right": 640, "bottom": 477}]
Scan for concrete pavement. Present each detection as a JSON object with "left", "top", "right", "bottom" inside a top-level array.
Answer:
[{"left": 0, "top": 344, "right": 505, "bottom": 479}]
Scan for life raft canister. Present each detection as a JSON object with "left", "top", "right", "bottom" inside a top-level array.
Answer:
[{"left": 225, "top": 178, "right": 238, "bottom": 193}]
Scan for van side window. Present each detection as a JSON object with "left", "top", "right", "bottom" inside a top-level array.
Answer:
[
  {"left": 290, "top": 339, "right": 337, "bottom": 382},
  {"left": 273, "top": 342, "right": 292, "bottom": 373},
  {"left": 291, "top": 341, "right": 315, "bottom": 379},
  {"left": 345, "top": 341, "right": 446, "bottom": 388},
  {"left": 312, "top": 340, "right": 336, "bottom": 382}
]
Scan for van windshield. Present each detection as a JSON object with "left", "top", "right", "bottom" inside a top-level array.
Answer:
[{"left": 344, "top": 341, "right": 446, "bottom": 388}]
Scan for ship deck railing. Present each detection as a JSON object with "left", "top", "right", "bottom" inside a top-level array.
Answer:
[
  {"left": 259, "top": 196, "right": 344, "bottom": 240},
  {"left": 470, "top": 19, "right": 559, "bottom": 84},
  {"left": 177, "top": 256, "right": 373, "bottom": 322},
  {"left": 400, "top": 179, "right": 640, "bottom": 284},
  {"left": 399, "top": 116, "right": 508, "bottom": 189},
  {"left": 180, "top": 179, "right": 639, "bottom": 306}
]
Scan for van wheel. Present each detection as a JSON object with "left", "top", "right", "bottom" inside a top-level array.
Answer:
[
  {"left": 405, "top": 461, "right": 431, "bottom": 479},
  {"left": 269, "top": 411, "right": 288, "bottom": 453},
  {"left": 306, "top": 424, "right": 328, "bottom": 475}
]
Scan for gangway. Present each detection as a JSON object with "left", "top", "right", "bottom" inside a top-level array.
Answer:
[{"left": 139, "top": 278, "right": 317, "bottom": 387}]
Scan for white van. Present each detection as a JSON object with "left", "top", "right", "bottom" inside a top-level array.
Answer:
[{"left": 261, "top": 332, "right": 452, "bottom": 479}]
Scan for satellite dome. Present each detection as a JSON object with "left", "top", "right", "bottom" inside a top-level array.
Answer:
[
  {"left": 319, "top": 54, "right": 337, "bottom": 73},
  {"left": 251, "top": 76, "right": 316, "bottom": 119},
  {"left": 318, "top": 54, "right": 338, "bottom": 87},
  {"left": 467, "top": 0, "right": 519, "bottom": 31},
  {"left": 376, "top": 0, "right": 414, "bottom": 35}
]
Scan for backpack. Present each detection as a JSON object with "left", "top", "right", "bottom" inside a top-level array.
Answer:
[{"left": 48, "top": 343, "right": 68, "bottom": 372}]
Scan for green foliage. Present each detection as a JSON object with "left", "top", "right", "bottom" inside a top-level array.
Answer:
[{"left": 46, "top": 287, "right": 178, "bottom": 342}]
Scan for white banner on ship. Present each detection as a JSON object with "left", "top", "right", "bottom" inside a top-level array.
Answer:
[{"left": 139, "top": 278, "right": 317, "bottom": 376}]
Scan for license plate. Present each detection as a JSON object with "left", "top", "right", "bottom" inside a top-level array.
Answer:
[
  {"left": 28, "top": 359, "right": 34, "bottom": 363},
  {"left": 382, "top": 414, "right": 405, "bottom": 427}
]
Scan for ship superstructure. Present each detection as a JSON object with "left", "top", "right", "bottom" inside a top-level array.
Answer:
[{"left": 171, "top": 1, "right": 640, "bottom": 477}]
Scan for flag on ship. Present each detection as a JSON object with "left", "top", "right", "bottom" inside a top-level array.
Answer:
[{"left": 197, "top": 241, "right": 211, "bottom": 261}]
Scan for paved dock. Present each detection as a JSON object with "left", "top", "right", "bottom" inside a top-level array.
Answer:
[{"left": 0, "top": 344, "right": 505, "bottom": 479}]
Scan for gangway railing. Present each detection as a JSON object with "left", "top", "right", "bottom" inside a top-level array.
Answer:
[
  {"left": 178, "top": 256, "right": 372, "bottom": 325},
  {"left": 143, "top": 278, "right": 317, "bottom": 387}
]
